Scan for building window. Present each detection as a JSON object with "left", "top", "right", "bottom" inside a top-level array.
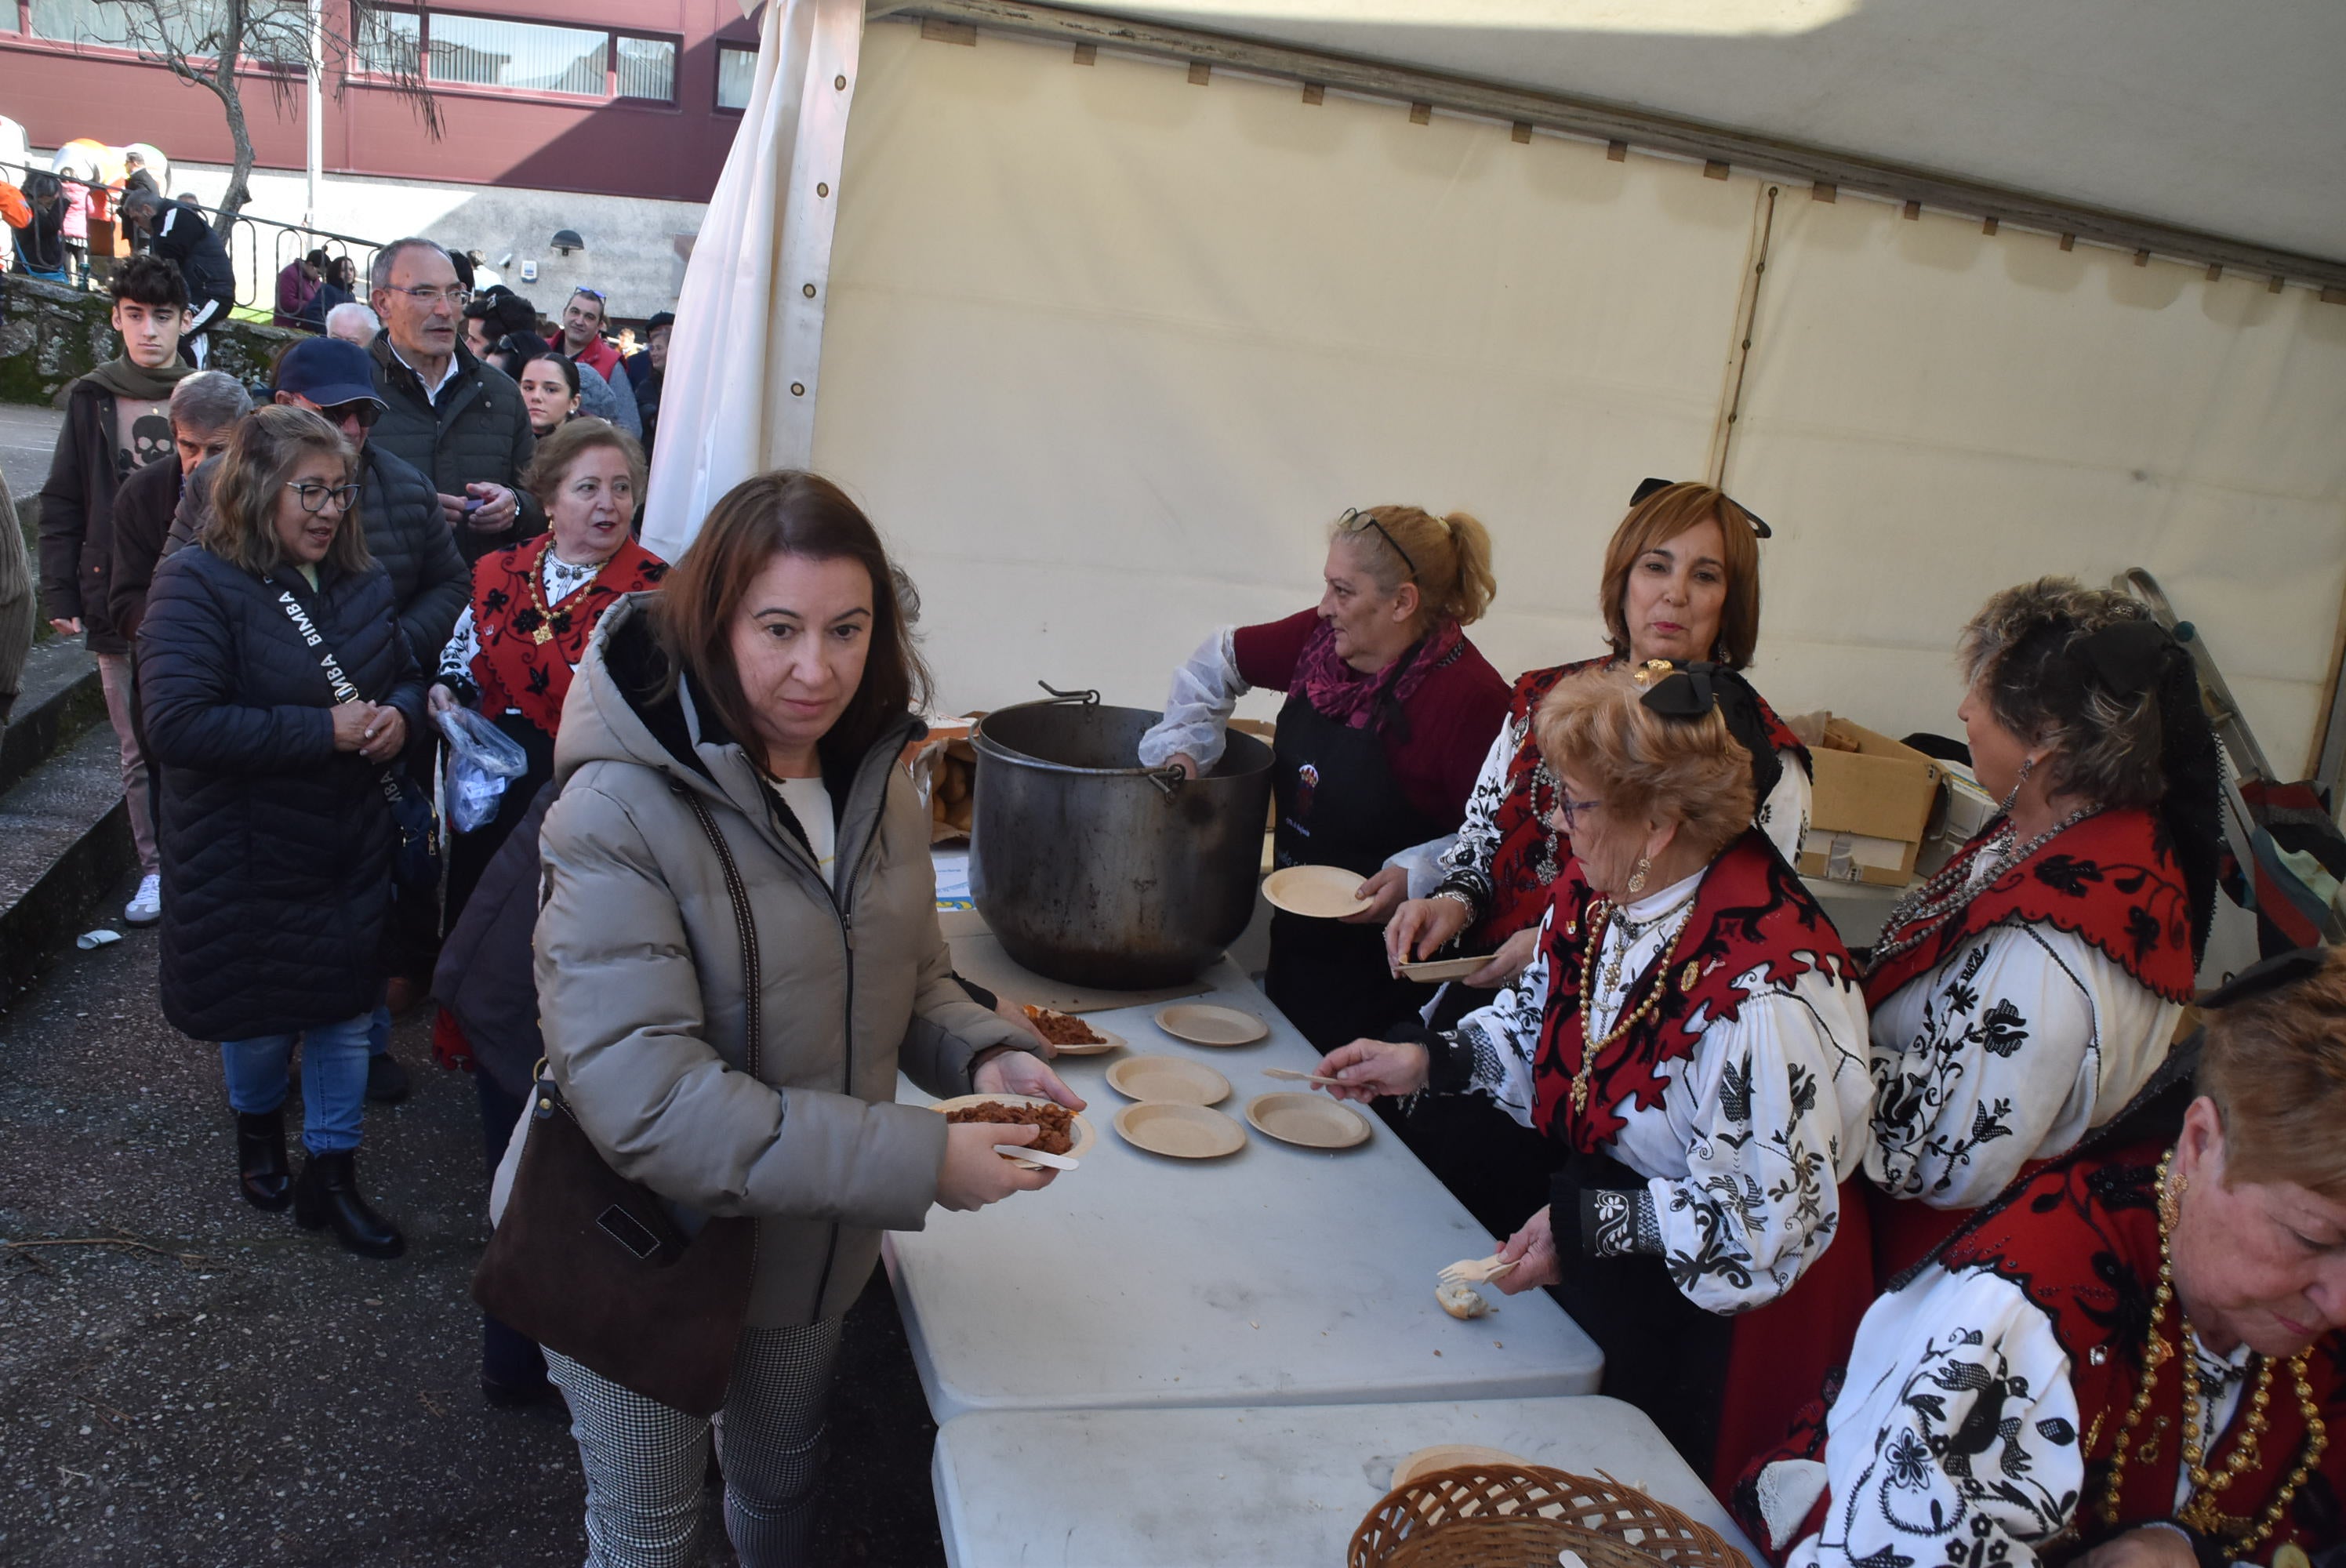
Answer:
[
  {"left": 427, "top": 13, "right": 607, "bottom": 96},
  {"left": 354, "top": 6, "right": 421, "bottom": 74},
  {"left": 717, "top": 44, "right": 757, "bottom": 111},
  {"left": 615, "top": 35, "right": 677, "bottom": 102},
  {"left": 27, "top": 0, "right": 140, "bottom": 47}
]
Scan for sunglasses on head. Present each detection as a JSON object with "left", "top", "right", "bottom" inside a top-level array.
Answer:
[
  {"left": 1335, "top": 506, "right": 1417, "bottom": 579},
  {"left": 1632, "top": 477, "right": 1771, "bottom": 539}
]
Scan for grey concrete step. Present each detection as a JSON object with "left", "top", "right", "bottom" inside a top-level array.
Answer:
[
  {"left": 0, "top": 721, "right": 134, "bottom": 1009},
  {"left": 0, "top": 637, "right": 105, "bottom": 797}
]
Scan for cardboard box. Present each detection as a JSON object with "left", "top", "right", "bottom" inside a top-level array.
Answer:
[{"left": 1796, "top": 718, "right": 1945, "bottom": 887}]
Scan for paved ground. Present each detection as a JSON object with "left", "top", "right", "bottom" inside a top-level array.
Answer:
[
  {"left": 1, "top": 401, "right": 64, "bottom": 500},
  {"left": 0, "top": 867, "right": 948, "bottom": 1568}
]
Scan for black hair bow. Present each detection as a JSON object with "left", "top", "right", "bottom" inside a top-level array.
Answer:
[
  {"left": 1636, "top": 659, "right": 1720, "bottom": 717},
  {"left": 1634, "top": 659, "right": 1785, "bottom": 809},
  {"left": 2078, "top": 617, "right": 2178, "bottom": 698}
]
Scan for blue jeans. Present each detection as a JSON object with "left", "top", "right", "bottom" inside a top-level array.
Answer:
[
  {"left": 367, "top": 1001, "right": 391, "bottom": 1058},
  {"left": 220, "top": 1011, "right": 372, "bottom": 1155}
]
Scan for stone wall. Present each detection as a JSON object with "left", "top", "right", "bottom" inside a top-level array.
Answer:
[{"left": 1, "top": 273, "right": 303, "bottom": 407}]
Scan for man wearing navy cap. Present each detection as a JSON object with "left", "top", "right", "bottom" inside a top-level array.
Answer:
[{"left": 167, "top": 335, "right": 469, "bottom": 1102}]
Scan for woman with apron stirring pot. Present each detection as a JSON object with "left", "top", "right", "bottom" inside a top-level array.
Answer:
[{"left": 1138, "top": 506, "right": 1509, "bottom": 1051}]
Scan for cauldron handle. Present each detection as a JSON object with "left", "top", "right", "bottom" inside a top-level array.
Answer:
[
  {"left": 1146, "top": 765, "right": 1187, "bottom": 798},
  {"left": 1035, "top": 681, "right": 1100, "bottom": 706}
]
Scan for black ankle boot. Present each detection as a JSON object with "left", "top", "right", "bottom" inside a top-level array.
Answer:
[
  {"left": 235, "top": 1109, "right": 292, "bottom": 1210},
  {"left": 292, "top": 1149, "right": 405, "bottom": 1258}
]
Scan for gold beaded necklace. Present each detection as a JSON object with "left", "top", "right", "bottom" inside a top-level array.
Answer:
[
  {"left": 1568, "top": 898, "right": 1697, "bottom": 1116},
  {"left": 2098, "top": 1151, "right": 2329, "bottom": 1555}
]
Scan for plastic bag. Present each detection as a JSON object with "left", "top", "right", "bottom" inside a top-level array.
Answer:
[{"left": 438, "top": 707, "right": 529, "bottom": 834}]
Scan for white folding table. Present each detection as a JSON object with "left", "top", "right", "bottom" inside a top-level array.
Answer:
[
  {"left": 930, "top": 1395, "right": 1760, "bottom": 1568},
  {"left": 887, "top": 956, "right": 1603, "bottom": 1423}
]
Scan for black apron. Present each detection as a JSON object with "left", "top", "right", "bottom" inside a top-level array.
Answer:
[
  {"left": 1388, "top": 980, "right": 1561, "bottom": 1242},
  {"left": 1263, "top": 691, "right": 1438, "bottom": 1051}
]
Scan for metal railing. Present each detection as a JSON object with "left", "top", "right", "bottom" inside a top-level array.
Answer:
[{"left": 5, "top": 165, "right": 385, "bottom": 325}]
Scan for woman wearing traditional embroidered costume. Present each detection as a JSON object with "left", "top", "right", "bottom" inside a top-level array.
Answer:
[
  {"left": 1744, "top": 947, "right": 2346, "bottom": 1568},
  {"left": 427, "top": 417, "right": 667, "bottom": 924},
  {"left": 1317, "top": 662, "right": 1873, "bottom": 1494},
  {"left": 1378, "top": 479, "right": 1814, "bottom": 1238},
  {"left": 1863, "top": 579, "right": 2224, "bottom": 1280},
  {"left": 1135, "top": 506, "right": 1509, "bottom": 1050}
]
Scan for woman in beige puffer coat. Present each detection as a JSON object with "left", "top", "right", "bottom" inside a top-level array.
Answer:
[{"left": 521, "top": 472, "right": 1080, "bottom": 1567}]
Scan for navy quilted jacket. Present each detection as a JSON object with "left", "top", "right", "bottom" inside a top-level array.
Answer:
[{"left": 139, "top": 545, "right": 426, "bottom": 1041}]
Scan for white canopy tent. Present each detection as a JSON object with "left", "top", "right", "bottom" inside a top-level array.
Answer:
[{"left": 652, "top": 0, "right": 2346, "bottom": 788}]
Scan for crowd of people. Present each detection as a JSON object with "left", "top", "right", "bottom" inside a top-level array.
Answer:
[{"left": 13, "top": 230, "right": 2345, "bottom": 1568}]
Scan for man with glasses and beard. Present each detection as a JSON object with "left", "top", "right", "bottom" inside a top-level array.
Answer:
[
  {"left": 364, "top": 238, "right": 543, "bottom": 567},
  {"left": 169, "top": 336, "right": 470, "bottom": 1102}
]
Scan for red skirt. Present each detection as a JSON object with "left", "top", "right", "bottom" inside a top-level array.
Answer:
[{"left": 1709, "top": 1176, "right": 1877, "bottom": 1497}]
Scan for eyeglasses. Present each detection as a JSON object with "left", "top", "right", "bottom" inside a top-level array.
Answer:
[
  {"left": 1632, "top": 477, "right": 1772, "bottom": 539},
  {"left": 1335, "top": 506, "right": 1417, "bottom": 579},
  {"left": 387, "top": 285, "right": 472, "bottom": 308},
  {"left": 1549, "top": 791, "right": 1602, "bottom": 833},
  {"left": 318, "top": 399, "right": 381, "bottom": 429},
  {"left": 285, "top": 481, "right": 361, "bottom": 514}
]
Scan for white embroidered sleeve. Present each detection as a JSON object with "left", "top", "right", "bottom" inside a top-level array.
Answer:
[
  {"left": 1434, "top": 719, "right": 1522, "bottom": 895},
  {"left": 437, "top": 605, "right": 480, "bottom": 688},
  {"left": 1865, "top": 926, "right": 2180, "bottom": 1211},
  {"left": 1777, "top": 1265, "right": 2082, "bottom": 1568},
  {"left": 1756, "top": 749, "right": 1813, "bottom": 864},
  {"left": 1448, "top": 906, "right": 1554, "bottom": 1127},
  {"left": 1136, "top": 627, "right": 1248, "bottom": 771},
  {"left": 1650, "top": 975, "right": 1868, "bottom": 1314}
]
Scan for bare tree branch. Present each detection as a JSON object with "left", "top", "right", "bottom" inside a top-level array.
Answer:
[{"left": 95, "top": 0, "right": 442, "bottom": 234}]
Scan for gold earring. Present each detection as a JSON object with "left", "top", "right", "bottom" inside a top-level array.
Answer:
[
  {"left": 1627, "top": 855, "right": 1650, "bottom": 896},
  {"left": 2159, "top": 1168, "right": 2187, "bottom": 1232}
]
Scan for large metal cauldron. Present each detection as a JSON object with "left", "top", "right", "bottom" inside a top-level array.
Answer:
[{"left": 970, "top": 692, "right": 1273, "bottom": 990}]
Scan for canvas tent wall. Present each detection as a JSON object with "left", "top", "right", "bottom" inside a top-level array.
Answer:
[{"left": 750, "top": 16, "right": 2344, "bottom": 779}]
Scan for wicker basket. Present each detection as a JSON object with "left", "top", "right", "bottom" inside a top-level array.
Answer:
[{"left": 1349, "top": 1463, "right": 1751, "bottom": 1568}]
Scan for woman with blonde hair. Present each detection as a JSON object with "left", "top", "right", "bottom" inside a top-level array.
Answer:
[
  {"left": 140, "top": 404, "right": 423, "bottom": 1258},
  {"left": 1317, "top": 662, "right": 1873, "bottom": 1494},
  {"left": 1137, "top": 504, "right": 1509, "bottom": 1049},
  {"left": 1744, "top": 946, "right": 2346, "bottom": 1568}
]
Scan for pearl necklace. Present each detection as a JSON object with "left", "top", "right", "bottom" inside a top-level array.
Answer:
[
  {"left": 1865, "top": 808, "right": 2097, "bottom": 973},
  {"left": 2098, "top": 1152, "right": 2327, "bottom": 1555},
  {"left": 1569, "top": 896, "right": 1698, "bottom": 1116}
]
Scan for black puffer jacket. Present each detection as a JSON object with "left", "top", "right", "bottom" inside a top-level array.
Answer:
[
  {"left": 365, "top": 336, "right": 544, "bottom": 564},
  {"left": 140, "top": 545, "right": 425, "bottom": 1040},
  {"left": 167, "top": 441, "right": 471, "bottom": 671}
]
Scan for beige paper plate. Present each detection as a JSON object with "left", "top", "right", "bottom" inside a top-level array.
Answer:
[
  {"left": 1244, "top": 1091, "right": 1372, "bottom": 1150},
  {"left": 1391, "top": 1444, "right": 1531, "bottom": 1488},
  {"left": 1113, "top": 1101, "right": 1247, "bottom": 1159},
  {"left": 1106, "top": 1054, "right": 1231, "bottom": 1107},
  {"left": 1024, "top": 1007, "right": 1126, "bottom": 1057},
  {"left": 1155, "top": 1003, "right": 1270, "bottom": 1047},
  {"left": 1395, "top": 953, "right": 1498, "bottom": 983},
  {"left": 932, "top": 1094, "right": 1097, "bottom": 1168},
  {"left": 1262, "top": 863, "right": 1372, "bottom": 919}
]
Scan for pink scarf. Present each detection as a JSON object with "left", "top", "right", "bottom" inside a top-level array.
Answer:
[{"left": 1289, "top": 618, "right": 1465, "bottom": 732}]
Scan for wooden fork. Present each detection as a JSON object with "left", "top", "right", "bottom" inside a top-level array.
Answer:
[
  {"left": 1262, "top": 1066, "right": 1350, "bottom": 1089},
  {"left": 1438, "top": 1255, "right": 1518, "bottom": 1286}
]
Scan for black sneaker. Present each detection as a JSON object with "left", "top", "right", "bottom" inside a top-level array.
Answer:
[{"left": 366, "top": 1052, "right": 412, "bottom": 1104}]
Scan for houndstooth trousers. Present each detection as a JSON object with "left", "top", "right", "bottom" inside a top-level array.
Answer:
[{"left": 544, "top": 1318, "right": 845, "bottom": 1568}]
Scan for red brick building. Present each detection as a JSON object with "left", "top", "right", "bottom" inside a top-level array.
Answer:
[{"left": 1, "top": 0, "right": 760, "bottom": 203}]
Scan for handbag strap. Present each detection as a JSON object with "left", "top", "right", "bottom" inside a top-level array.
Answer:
[
  {"left": 676, "top": 786, "right": 764, "bottom": 1080},
  {"left": 269, "top": 575, "right": 404, "bottom": 810}
]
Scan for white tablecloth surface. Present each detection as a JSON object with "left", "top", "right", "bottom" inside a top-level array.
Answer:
[
  {"left": 887, "top": 956, "right": 1603, "bottom": 1423},
  {"left": 931, "top": 1395, "right": 1759, "bottom": 1568}
]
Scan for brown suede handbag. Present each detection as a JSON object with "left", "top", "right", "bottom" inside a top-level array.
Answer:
[{"left": 472, "top": 787, "right": 762, "bottom": 1418}]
